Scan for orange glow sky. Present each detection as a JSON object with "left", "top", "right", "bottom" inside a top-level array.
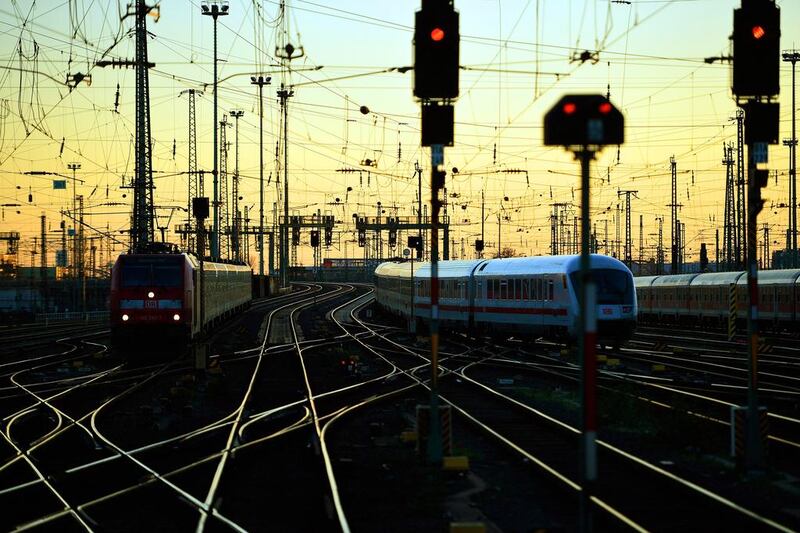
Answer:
[{"left": 0, "top": 0, "right": 798, "bottom": 268}]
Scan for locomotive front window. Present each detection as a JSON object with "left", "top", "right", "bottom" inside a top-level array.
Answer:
[
  {"left": 570, "top": 269, "right": 633, "bottom": 305},
  {"left": 121, "top": 266, "right": 150, "bottom": 287},
  {"left": 153, "top": 266, "right": 182, "bottom": 286},
  {"left": 120, "top": 258, "right": 183, "bottom": 288}
]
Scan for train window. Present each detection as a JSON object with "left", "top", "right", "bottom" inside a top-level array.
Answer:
[
  {"left": 121, "top": 259, "right": 183, "bottom": 288},
  {"left": 548, "top": 280, "right": 554, "bottom": 301},
  {"left": 522, "top": 279, "right": 529, "bottom": 299},
  {"left": 121, "top": 265, "right": 149, "bottom": 287},
  {"left": 570, "top": 269, "right": 632, "bottom": 305},
  {"left": 500, "top": 281, "right": 508, "bottom": 300},
  {"left": 487, "top": 280, "right": 494, "bottom": 299}
]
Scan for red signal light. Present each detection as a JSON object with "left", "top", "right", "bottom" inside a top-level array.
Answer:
[
  {"left": 431, "top": 27, "right": 445, "bottom": 41},
  {"left": 599, "top": 102, "right": 612, "bottom": 114},
  {"left": 563, "top": 102, "right": 577, "bottom": 115},
  {"left": 752, "top": 25, "right": 765, "bottom": 39}
]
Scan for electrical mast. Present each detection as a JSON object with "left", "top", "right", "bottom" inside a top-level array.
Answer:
[
  {"left": 735, "top": 109, "right": 746, "bottom": 268},
  {"left": 218, "top": 117, "right": 230, "bottom": 259},
  {"left": 723, "top": 142, "right": 736, "bottom": 270},
  {"left": 668, "top": 156, "right": 682, "bottom": 273},
  {"left": 132, "top": 0, "right": 155, "bottom": 250},
  {"left": 618, "top": 189, "right": 637, "bottom": 268},
  {"left": 181, "top": 89, "right": 202, "bottom": 253}
]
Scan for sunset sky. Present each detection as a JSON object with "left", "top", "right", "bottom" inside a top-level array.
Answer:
[{"left": 1, "top": 0, "right": 798, "bottom": 268}]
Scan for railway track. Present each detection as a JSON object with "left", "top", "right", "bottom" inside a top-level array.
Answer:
[
  {"left": 0, "top": 284, "right": 348, "bottom": 530},
  {"left": 338, "top": 298, "right": 798, "bottom": 531}
]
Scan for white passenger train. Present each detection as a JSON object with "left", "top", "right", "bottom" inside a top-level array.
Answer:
[{"left": 374, "top": 254, "right": 637, "bottom": 345}]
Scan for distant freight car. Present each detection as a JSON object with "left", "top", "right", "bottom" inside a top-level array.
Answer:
[
  {"left": 375, "top": 254, "right": 637, "bottom": 346},
  {"left": 110, "top": 251, "right": 252, "bottom": 346}
]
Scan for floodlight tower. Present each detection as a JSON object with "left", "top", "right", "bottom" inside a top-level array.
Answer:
[{"left": 201, "top": 0, "right": 229, "bottom": 260}]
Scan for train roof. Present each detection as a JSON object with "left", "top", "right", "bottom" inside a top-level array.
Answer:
[
  {"left": 634, "top": 269, "right": 800, "bottom": 288},
  {"left": 374, "top": 261, "right": 425, "bottom": 279},
  {"left": 690, "top": 271, "right": 745, "bottom": 286},
  {"left": 650, "top": 273, "right": 700, "bottom": 287},
  {"left": 376, "top": 255, "right": 631, "bottom": 280},
  {"left": 633, "top": 276, "right": 659, "bottom": 288},
  {"left": 736, "top": 268, "right": 800, "bottom": 285},
  {"left": 475, "top": 254, "right": 629, "bottom": 277},
  {"left": 415, "top": 259, "right": 484, "bottom": 278}
]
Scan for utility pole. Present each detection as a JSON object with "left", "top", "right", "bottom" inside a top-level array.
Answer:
[
  {"left": 78, "top": 195, "right": 86, "bottom": 313},
  {"left": 762, "top": 223, "right": 770, "bottom": 268},
  {"left": 132, "top": 0, "right": 155, "bottom": 251},
  {"left": 40, "top": 214, "right": 47, "bottom": 312},
  {"left": 668, "top": 156, "right": 682, "bottom": 274},
  {"left": 723, "top": 142, "right": 736, "bottom": 270},
  {"left": 617, "top": 189, "right": 637, "bottom": 268},
  {"left": 218, "top": 116, "right": 230, "bottom": 259},
  {"left": 180, "top": 89, "right": 202, "bottom": 254},
  {"left": 278, "top": 85, "right": 294, "bottom": 287},
  {"left": 736, "top": 109, "right": 746, "bottom": 268},
  {"left": 496, "top": 211, "right": 501, "bottom": 258},
  {"left": 97, "top": 1, "right": 157, "bottom": 252},
  {"left": 67, "top": 162, "right": 81, "bottom": 277},
  {"left": 656, "top": 216, "right": 664, "bottom": 274},
  {"left": 783, "top": 50, "right": 799, "bottom": 267},
  {"left": 480, "top": 189, "right": 485, "bottom": 258},
  {"left": 251, "top": 75, "right": 271, "bottom": 276},
  {"left": 230, "top": 109, "right": 244, "bottom": 262},
  {"left": 638, "top": 214, "right": 644, "bottom": 270},
  {"left": 415, "top": 161, "right": 424, "bottom": 259},
  {"left": 615, "top": 201, "right": 622, "bottom": 259},
  {"left": 201, "top": 1, "right": 228, "bottom": 260}
]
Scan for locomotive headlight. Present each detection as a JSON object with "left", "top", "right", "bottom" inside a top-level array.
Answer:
[
  {"left": 147, "top": 291, "right": 155, "bottom": 298},
  {"left": 173, "top": 314, "right": 181, "bottom": 321},
  {"left": 122, "top": 314, "right": 129, "bottom": 321}
]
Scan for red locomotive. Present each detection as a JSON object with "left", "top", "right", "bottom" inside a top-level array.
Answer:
[{"left": 110, "top": 246, "right": 252, "bottom": 346}]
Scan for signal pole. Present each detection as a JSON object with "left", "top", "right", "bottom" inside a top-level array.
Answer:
[
  {"left": 201, "top": 1, "right": 229, "bottom": 260},
  {"left": 251, "top": 75, "right": 271, "bottom": 277},
  {"left": 544, "top": 95, "right": 624, "bottom": 533},
  {"left": 732, "top": 0, "right": 781, "bottom": 473}
]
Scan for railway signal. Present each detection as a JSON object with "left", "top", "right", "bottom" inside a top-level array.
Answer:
[
  {"left": 544, "top": 93, "right": 624, "bottom": 532},
  {"left": 731, "top": 0, "right": 781, "bottom": 474},
  {"left": 310, "top": 230, "right": 320, "bottom": 248},
  {"left": 413, "top": 0, "right": 459, "bottom": 100},
  {"left": 413, "top": 0, "right": 461, "bottom": 466},
  {"left": 732, "top": 0, "right": 780, "bottom": 99},
  {"left": 544, "top": 95, "right": 624, "bottom": 148}
]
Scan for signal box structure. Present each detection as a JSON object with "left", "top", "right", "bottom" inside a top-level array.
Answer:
[{"left": 544, "top": 95, "right": 624, "bottom": 148}]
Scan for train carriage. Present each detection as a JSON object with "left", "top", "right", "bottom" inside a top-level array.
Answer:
[
  {"left": 635, "top": 268, "right": 800, "bottom": 329},
  {"left": 375, "top": 254, "right": 637, "bottom": 346}
]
